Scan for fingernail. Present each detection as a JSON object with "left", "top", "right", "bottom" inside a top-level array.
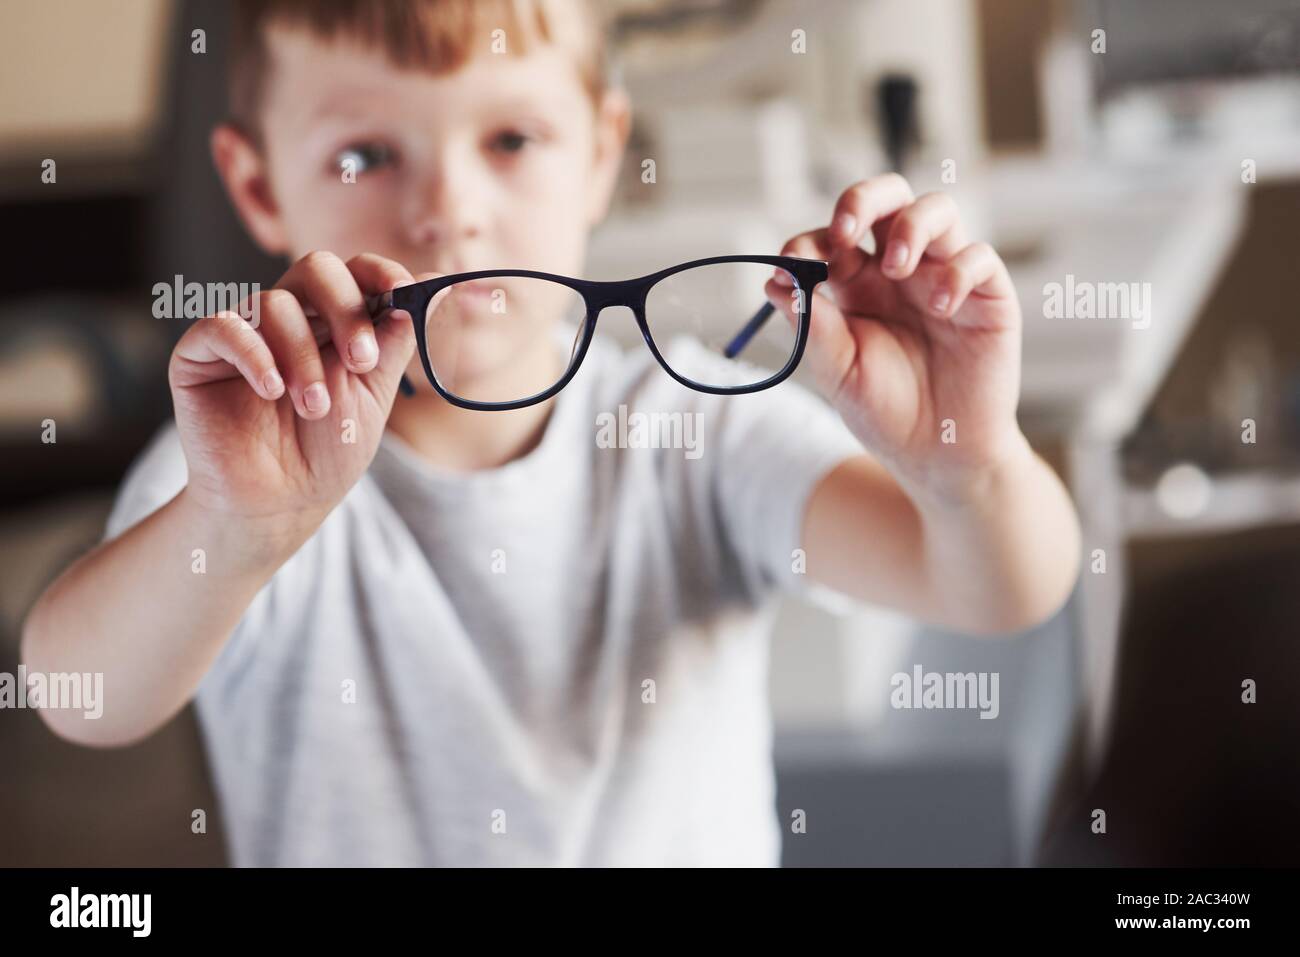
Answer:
[
  {"left": 303, "top": 382, "right": 330, "bottom": 414},
  {"left": 349, "top": 332, "right": 378, "bottom": 367},
  {"left": 772, "top": 269, "right": 794, "bottom": 287},
  {"left": 885, "top": 241, "right": 910, "bottom": 273},
  {"left": 834, "top": 213, "right": 857, "bottom": 240},
  {"left": 262, "top": 369, "right": 284, "bottom": 398},
  {"left": 930, "top": 288, "right": 952, "bottom": 315}
]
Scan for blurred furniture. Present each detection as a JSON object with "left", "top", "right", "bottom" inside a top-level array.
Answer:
[
  {"left": 0, "top": 494, "right": 227, "bottom": 866},
  {"left": 0, "top": 0, "right": 171, "bottom": 195},
  {"left": 990, "top": 156, "right": 1249, "bottom": 767}
]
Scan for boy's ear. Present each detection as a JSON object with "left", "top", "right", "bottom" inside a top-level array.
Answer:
[
  {"left": 210, "top": 123, "right": 290, "bottom": 256},
  {"left": 585, "top": 87, "right": 632, "bottom": 227}
]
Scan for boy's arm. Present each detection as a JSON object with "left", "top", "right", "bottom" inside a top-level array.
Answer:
[
  {"left": 22, "top": 252, "right": 423, "bottom": 748},
  {"left": 20, "top": 488, "right": 311, "bottom": 747},
  {"left": 764, "top": 174, "right": 1080, "bottom": 633},
  {"left": 801, "top": 442, "right": 1080, "bottom": 636}
]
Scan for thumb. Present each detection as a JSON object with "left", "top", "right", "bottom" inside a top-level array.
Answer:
[
  {"left": 764, "top": 277, "right": 855, "bottom": 397},
  {"left": 368, "top": 272, "right": 448, "bottom": 403},
  {"left": 368, "top": 306, "right": 416, "bottom": 400}
]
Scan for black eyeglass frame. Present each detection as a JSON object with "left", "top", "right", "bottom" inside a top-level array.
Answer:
[{"left": 373, "top": 254, "right": 827, "bottom": 412}]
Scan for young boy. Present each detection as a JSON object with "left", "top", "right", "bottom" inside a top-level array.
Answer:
[{"left": 22, "top": 0, "right": 1080, "bottom": 866}]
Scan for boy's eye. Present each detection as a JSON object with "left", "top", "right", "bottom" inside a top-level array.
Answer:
[
  {"left": 333, "top": 142, "right": 395, "bottom": 176},
  {"left": 489, "top": 131, "right": 531, "bottom": 154}
]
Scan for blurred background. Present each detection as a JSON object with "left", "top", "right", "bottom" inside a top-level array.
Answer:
[{"left": 2, "top": 0, "right": 1299, "bottom": 866}]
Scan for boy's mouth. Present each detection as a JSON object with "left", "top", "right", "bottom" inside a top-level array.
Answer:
[{"left": 447, "top": 279, "right": 496, "bottom": 303}]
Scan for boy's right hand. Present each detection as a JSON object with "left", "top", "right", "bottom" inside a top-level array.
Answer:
[{"left": 168, "top": 251, "right": 434, "bottom": 539}]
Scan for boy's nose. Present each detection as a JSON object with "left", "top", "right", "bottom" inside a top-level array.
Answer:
[{"left": 402, "top": 161, "right": 485, "bottom": 248}]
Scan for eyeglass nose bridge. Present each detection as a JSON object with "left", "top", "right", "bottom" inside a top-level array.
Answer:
[
  {"left": 578, "top": 281, "right": 655, "bottom": 347},
  {"left": 579, "top": 278, "right": 650, "bottom": 317}
]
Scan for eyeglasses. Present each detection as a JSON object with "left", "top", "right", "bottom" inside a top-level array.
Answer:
[{"left": 368, "top": 255, "right": 827, "bottom": 411}]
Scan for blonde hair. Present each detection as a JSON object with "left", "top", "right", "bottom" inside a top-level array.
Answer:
[{"left": 229, "top": 0, "right": 609, "bottom": 134}]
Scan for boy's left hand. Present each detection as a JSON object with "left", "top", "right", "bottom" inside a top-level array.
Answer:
[{"left": 767, "top": 174, "right": 1027, "bottom": 499}]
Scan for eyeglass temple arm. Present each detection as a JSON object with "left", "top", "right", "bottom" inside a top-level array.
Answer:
[
  {"left": 306, "top": 290, "right": 416, "bottom": 397},
  {"left": 725, "top": 267, "right": 824, "bottom": 360},
  {"left": 723, "top": 301, "right": 776, "bottom": 360}
]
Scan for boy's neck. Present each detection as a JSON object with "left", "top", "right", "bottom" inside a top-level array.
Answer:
[
  {"left": 385, "top": 389, "right": 559, "bottom": 473},
  {"left": 384, "top": 338, "right": 567, "bottom": 472}
]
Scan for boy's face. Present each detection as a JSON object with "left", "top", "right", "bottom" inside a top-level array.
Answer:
[{"left": 215, "top": 24, "right": 629, "bottom": 396}]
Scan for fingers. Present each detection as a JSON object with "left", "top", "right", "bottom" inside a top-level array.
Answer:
[
  {"left": 879, "top": 191, "right": 967, "bottom": 279},
  {"left": 276, "top": 250, "right": 427, "bottom": 408},
  {"left": 775, "top": 229, "right": 839, "bottom": 285},
  {"left": 171, "top": 312, "right": 284, "bottom": 400},
  {"left": 173, "top": 253, "right": 423, "bottom": 416},
  {"left": 359, "top": 269, "right": 448, "bottom": 402},
  {"left": 822, "top": 177, "right": 971, "bottom": 287},
  {"left": 345, "top": 252, "right": 414, "bottom": 299},
  {"left": 370, "top": 271, "right": 441, "bottom": 400},
  {"left": 257, "top": 288, "right": 331, "bottom": 419},
  {"left": 935, "top": 241, "right": 1015, "bottom": 314},
  {"left": 828, "top": 173, "right": 915, "bottom": 254},
  {"left": 779, "top": 229, "right": 831, "bottom": 263},
  {"left": 909, "top": 242, "right": 1016, "bottom": 323},
  {"left": 277, "top": 251, "right": 378, "bottom": 376},
  {"left": 765, "top": 252, "right": 852, "bottom": 355},
  {"left": 779, "top": 173, "right": 916, "bottom": 290}
]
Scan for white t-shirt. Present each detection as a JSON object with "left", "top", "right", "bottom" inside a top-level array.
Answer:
[{"left": 103, "top": 333, "right": 864, "bottom": 866}]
